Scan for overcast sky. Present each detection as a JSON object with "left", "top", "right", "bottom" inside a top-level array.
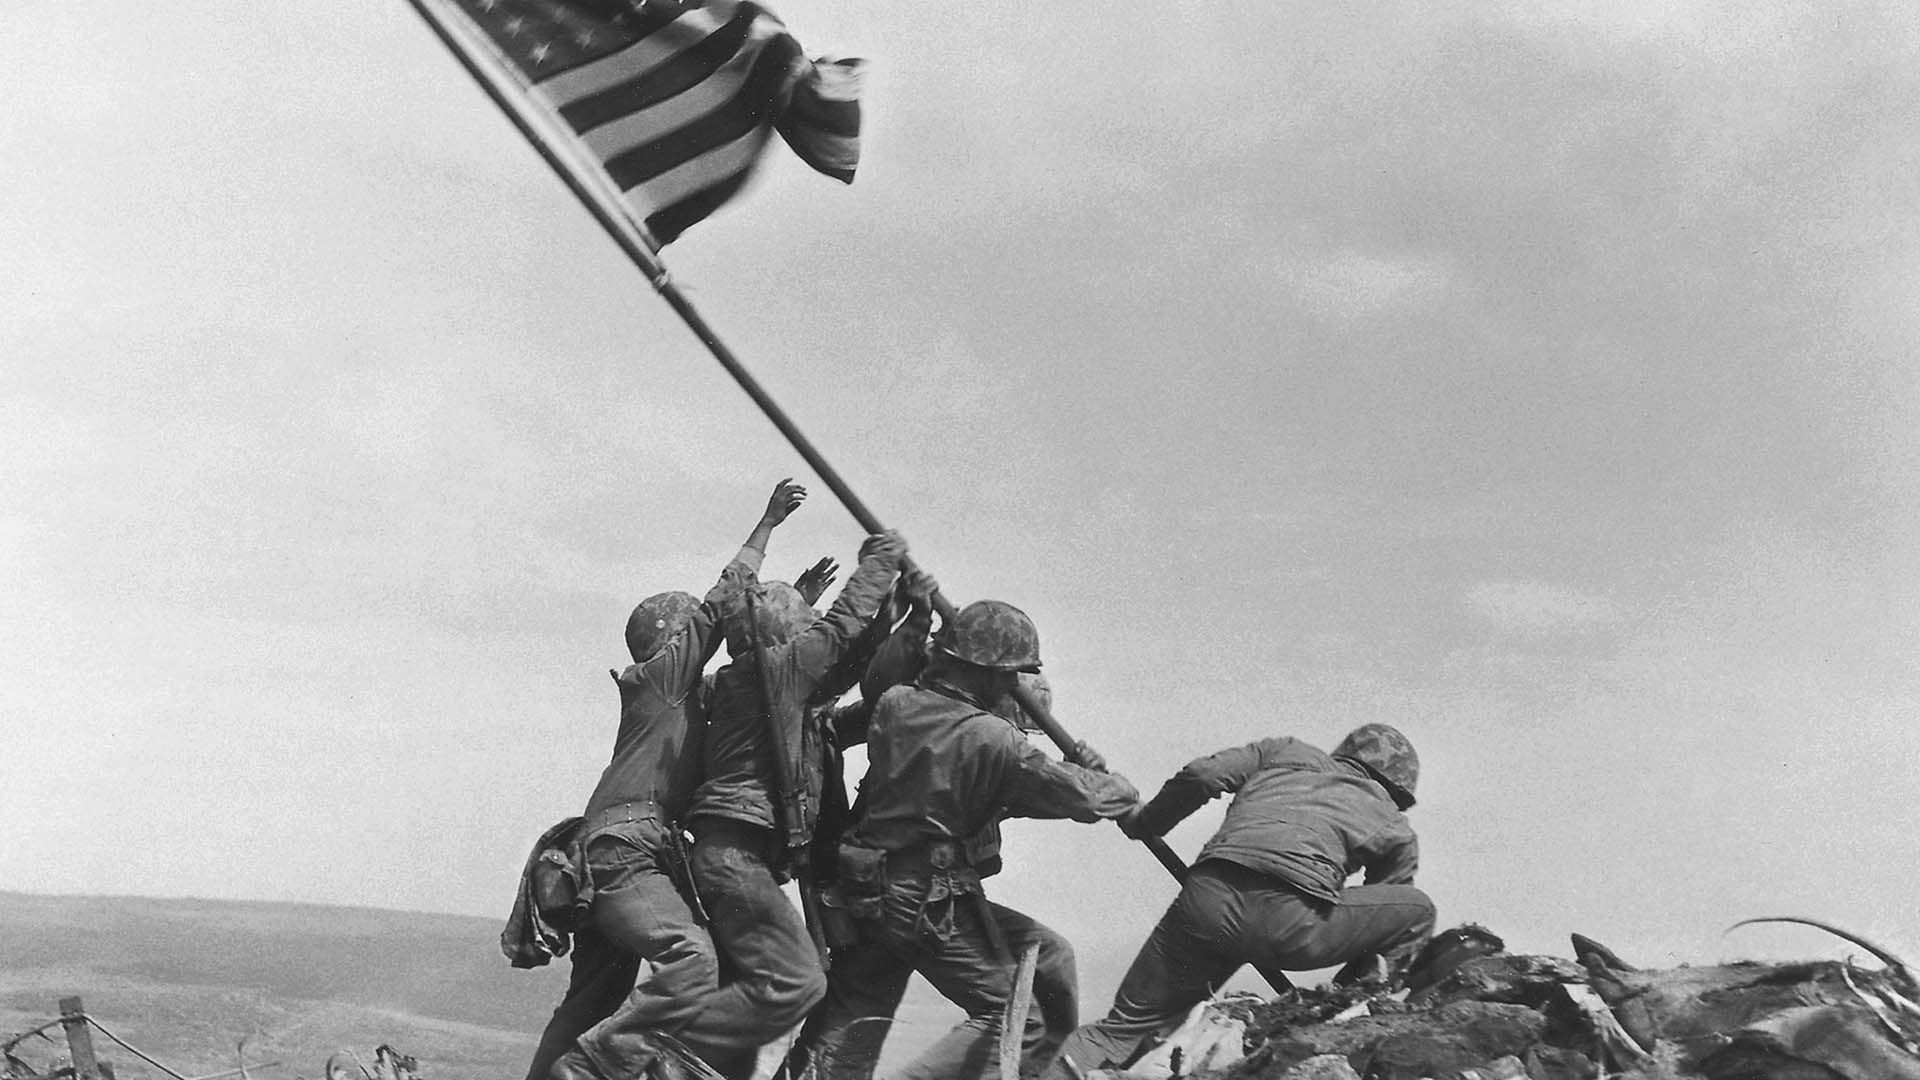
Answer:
[{"left": 6, "top": 0, "right": 1920, "bottom": 1035}]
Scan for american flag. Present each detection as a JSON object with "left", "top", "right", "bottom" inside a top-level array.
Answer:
[{"left": 447, "top": 0, "right": 863, "bottom": 245}]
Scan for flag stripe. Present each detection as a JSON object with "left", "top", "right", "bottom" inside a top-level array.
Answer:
[
  {"left": 600, "top": 34, "right": 799, "bottom": 189},
  {"left": 785, "top": 92, "right": 858, "bottom": 139},
  {"left": 773, "top": 57, "right": 862, "bottom": 182},
  {"left": 556, "top": 4, "right": 770, "bottom": 134},
  {"left": 644, "top": 168, "right": 755, "bottom": 244},
  {"left": 628, "top": 127, "right": 769, "bottom": 221},
  {"left": 447, "top": 0, "right": 859, "bottom": 246},
  {"left": 536, "top": 5, "right": 733, "bottom": 106},
  {"left": 577, "top": 21, "right": 774, "bottom": 164}
]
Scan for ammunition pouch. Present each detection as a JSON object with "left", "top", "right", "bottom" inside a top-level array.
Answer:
[
  {"left": 532, "top": 854, "right": 579, "bottom": 931},
  {"left": 531, "top": 834, "right": 586, "bottom": 932},
  {"left": 887, "top": 839, "right": 980, "bottom": 887},
  {"left": 837, "top": 843, "right": 888, "bottom": 921},
  {"left": 836, "top": 839, "right": 1003, "bottom": 957}
]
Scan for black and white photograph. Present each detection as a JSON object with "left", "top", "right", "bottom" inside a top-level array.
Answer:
[{"left": 5, "top": 2, "right": 1918, "bottom": 1079}]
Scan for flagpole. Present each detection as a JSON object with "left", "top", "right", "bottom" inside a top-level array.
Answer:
[
  {"left": 400, "top": 0, "right": 901, "bottom": 546},
  {"left": 401, "top": 0, "right": 668, "bottom": 278},
  {"left": 404, "top": 0, "right": 1233, "bottom": 916}
]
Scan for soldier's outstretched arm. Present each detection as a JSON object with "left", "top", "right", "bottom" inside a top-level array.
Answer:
[
  {"left": 662, "top": 479, "right": 811, "bottom": 691},
  {"left": 741, "top": 477, "right": 807, "bottom": 558},
  {"left": 1003, "top": 739, "right": 1140, "bottom": 824},
  {"left": 1122, "top": 742, "right": 1267, "bottom": 839},
  {"left": 792, "top": 530, "right": 909, "bottom": 681},
  {"left": 702, "top": 478, "right": 809, "bottom": 610}
]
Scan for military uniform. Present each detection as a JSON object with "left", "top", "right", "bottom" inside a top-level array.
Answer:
[
  {"left": 676, "top": 549, "right": 903, "bottom": 1079},
  {"left": 806, "top": 676, "right": 1140, "bottom": 1080},
  {"left": 525, "top": 550, "right": 760, "bottom": 1080},
  {"left": 1047, "top": 736, "right": 1435, "bottom": 1079}
]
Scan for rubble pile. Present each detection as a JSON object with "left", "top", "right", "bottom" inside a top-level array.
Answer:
[
  {"left": 1105, "top": 922, "right": 1920, "bottom": 1076},
  {"left": 1171, "top": 923, "right": 1920, "bottom": 1080}
]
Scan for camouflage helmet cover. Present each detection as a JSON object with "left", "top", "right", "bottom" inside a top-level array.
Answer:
[
  {"left": 725, "top": 581, "right": 819, "bottom": 655},
  {"left": 938, "top": 599, "right": 1042, "bottom": 672},
  {"left": 1332, "top": 723, "right": 1420, "bottom": 809},
  {"left": 626, "top": 591, "right": 701, "bottom": 662}
]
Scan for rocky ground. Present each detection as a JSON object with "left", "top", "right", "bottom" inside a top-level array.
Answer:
[{"left": 1138, "top": 922, "right": 1920, "bottom": 1080}]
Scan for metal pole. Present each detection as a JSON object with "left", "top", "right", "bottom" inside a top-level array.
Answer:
[
  {"left": 402, "top": 0, "right": 1287, "bottom": 992},
  {"left": 399, "top": 0, "right": 669, "bottom": 280},
  {"left": 403, "top": 0, "right": 964, "bottom": 622},
  {"left": 402, "top": 0, "right": 879, "bottom": 528}
]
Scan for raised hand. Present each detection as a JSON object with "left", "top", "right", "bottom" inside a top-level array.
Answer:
[
  {"left": 793, "top": 556, "right": 840, "bottom": 605},
  {"left": 763, "top": 478, "right": 808, "bottom": 526}
]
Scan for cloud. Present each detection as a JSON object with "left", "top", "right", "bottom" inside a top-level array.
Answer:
[
  {"left": 1272, "top": 248, "right": 1455, "bottom": 322},
  {"left": 1494, "top": 0, "right": 1798, "bottom": 53},
  {"left": 1465, "top": 579, "right": 1622, "bottom": 633}
]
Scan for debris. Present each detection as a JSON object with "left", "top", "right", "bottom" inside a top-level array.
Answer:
[
  {"left": 1206, "top": 922, "right": 1920, "bottom": 1080},
  {"left": 1000, "top": 945, "right": 1041, "bottom": 1080},
  {"left": 1728, "top": 916, "right": 1919, "bottom": 997},
  {"left": 323, "top": 1047, "right": 420, "bottom": 1080},
  {"left": 1570, "top": 932, "right": 1639, "bottom": 973},
  {"left": 1404, "top": 924, "right": 1507, "bottom": 998},
  {"left": 1104, "top": 996, "right": 1254, "bottom": 1079}
]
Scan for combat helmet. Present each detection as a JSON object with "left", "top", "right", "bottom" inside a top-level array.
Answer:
[
  {"left": 937, "top": 600, "right": 1042, "bottom": 672},
  {"left": 725, "top": 581, "right": 818, "bottom": 655},
  {"left": 1332, "top": 723, "right": 1420, "bottom": 810},
  {"left": 625, "top": 591, "right": 701, "bottom": 662}
]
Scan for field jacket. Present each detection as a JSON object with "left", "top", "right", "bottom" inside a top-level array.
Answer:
[
  {"left": 583, "top": 548, "right": 762, "bottom": 825},
  {"left": 1132, "top": 736, "right": 1418, "bottom": 904},
  {"left": 687, "top": 551, "right": 898, "bottom": 841},
  {"left": 843, "top": 678, "right": 1140, "bottom": 878}
]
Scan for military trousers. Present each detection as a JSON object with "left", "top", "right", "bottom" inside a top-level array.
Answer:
[
  {"left": 806, "top": 878, "right": 1078, "bottom": 1080},
  {"left": 526, "top": 824, "right": 718, "bottom": 1080},
  {"left": 1046, "top": 860, "right": 1434, "bottom": 1079},
  {"left": 679, "top": 818, "right": 828, "bottom": 1080}
]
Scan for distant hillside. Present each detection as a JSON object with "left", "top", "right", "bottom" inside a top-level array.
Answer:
[
  {"left": 0, "top": 892, "right": 564, "bottom": 1080},
  {"left": 0, "top": 893, "right": 958, "bottom": 1080}
]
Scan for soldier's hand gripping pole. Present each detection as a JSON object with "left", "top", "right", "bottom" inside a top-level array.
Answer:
[
  {"left": 1007, "top": 681, "right": 1297, "bottom": 996},
  {"left": 1008, "top": 682, "right": 1189, "bottom": 878}
]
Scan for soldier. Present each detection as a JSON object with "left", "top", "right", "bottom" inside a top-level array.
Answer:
[
  {"left": 676, "top": 528, "right": 914, "bottom": 1079},
  {"left": 1046, "top": 724, "right": 1435, "bottom": 1079},
  {"left": 532, "top": 479, "right": 810, "bottom": 1080},
  {"left": 806, "top": 600, "right": 1140, "bottom": 1080}
]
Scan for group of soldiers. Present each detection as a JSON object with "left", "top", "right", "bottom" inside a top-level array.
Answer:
[{"left": 512, "top": 480, "right": 1437, "bottom": 1080}]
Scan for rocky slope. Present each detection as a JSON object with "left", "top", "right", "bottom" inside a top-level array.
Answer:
[{"left": 1127, "top": 923, "right": 1920, "bottom": 1080}]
